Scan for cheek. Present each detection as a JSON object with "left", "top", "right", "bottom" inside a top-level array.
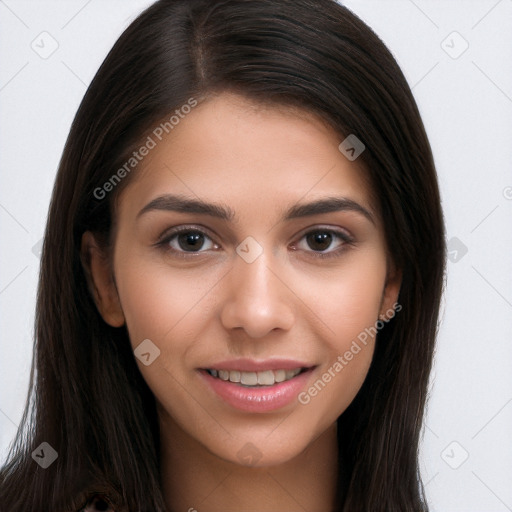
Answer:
[
  {"left": 291, "top": 252, "right": 386, "bottom": 420},
  {"left": 113, "top": 259, "right": 222, "bottom": 423},
  {"left": 292, "top": 249, "right": 387, "bottom": 349},
  {"left": 114, "top": 256, "right": 221, "bottom": 349}
]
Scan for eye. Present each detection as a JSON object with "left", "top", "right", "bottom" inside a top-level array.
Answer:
[
  {"left": 292, "top": 228, "right": 353, "bottom": 257},
  {"left": 159, "top": 227, "right": 218, "bottom": 254}
]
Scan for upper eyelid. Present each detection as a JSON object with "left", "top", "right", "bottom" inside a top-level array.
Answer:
[
  {"left": 157, "top": 224, "right": 353, "bottom": 250},
  {"left": 293, "top": 224, "right": 353, "bottom": 239},
  {"left": 157, "top": 224, "right": 218, "bottom": 242}
]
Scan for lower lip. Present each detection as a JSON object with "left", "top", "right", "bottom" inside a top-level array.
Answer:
[{"left": 198, "top": 368, "right": 314, "bottom": 413}]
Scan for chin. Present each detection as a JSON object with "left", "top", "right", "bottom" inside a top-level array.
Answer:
[{"left": 206, "top": 431, "right": 314, "bottom": 469}]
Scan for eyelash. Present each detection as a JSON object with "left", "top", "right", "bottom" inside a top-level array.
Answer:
[{"left": 155, "top": 225, "right": 355, "bottom": 260}]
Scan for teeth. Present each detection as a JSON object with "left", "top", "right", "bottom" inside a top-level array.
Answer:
[
  {"left": 274, "top": 369, "right": 286, "bottom": 383},
  {"left": 257, "top": 370, "right": 274, "bottom": 385},
  {"left": 208, "top": 368, "right": 302, "bottom": 386},
  {"left": 229, "top": 370, "right": 241, "bottom": 383},
  {"left": 285, "top": 369, "right": 298, "bottom": 380},
  {"left": 240, "top": 372, "right": 258, "bottom": 386}
]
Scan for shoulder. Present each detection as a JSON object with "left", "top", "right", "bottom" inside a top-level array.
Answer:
[{"left": 78, "top": 494, "right": 115, "bottom": 512}]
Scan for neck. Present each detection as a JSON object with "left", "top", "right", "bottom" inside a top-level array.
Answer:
[{"left": 159, "top": 413, "right": 339, "bottom": 512}]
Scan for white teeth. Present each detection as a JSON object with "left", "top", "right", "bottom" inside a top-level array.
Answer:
[
  {"left": 274, "top": 369, "right": 286, "bottom": 383},
  {"left": 208, "top": 368, "right": 303, "bottom": 386},
  {"left": 240, "top": 372, "right": 258, "bottom": 386},
  {"left": 257, "top": 370, "right": 275, "bottom": 385},
  {"left": 229, "top": 370, "right": 241, "bottom": 383}
]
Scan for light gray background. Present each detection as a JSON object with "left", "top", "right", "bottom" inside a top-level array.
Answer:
[{"left": 1, "top": 1, "right": 511, "bottom": 510}]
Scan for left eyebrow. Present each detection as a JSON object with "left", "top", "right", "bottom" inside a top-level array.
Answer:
[
  {"left": 136, "top": 194, "right": 375, "bottom": 225},
  {"left": 284, "top": 197, "right": 375, "bottom": 225}
]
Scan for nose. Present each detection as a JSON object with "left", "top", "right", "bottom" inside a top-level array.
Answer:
[{"left": 220, "top": 251, "right": 295, "bottom": 338}]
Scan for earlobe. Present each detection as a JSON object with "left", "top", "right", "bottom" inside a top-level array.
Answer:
[
  {"left": 80, "top": 231, "right": 125, "bottom": 327},
  {"left": 379, "top": 264, "right": 402, "bottom": 321}
]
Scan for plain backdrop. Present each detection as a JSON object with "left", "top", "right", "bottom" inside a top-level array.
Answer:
[{"left": 1, "top": 1, "right": 511, "bottom": 510}]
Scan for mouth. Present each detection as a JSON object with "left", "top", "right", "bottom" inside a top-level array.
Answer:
[
  {"left": 204, "top": 367, "right": 307, "bottom": 387},
  {"left": 198, "top": 362, "right": 316, "bottom": 413}
]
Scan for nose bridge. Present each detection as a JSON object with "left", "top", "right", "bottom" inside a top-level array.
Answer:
[
  {"left": 233, "top": 248, "right": 282, "bottom": 310},
  {"left": 220, "top": 244, "right": 294, "bottom": 337}
]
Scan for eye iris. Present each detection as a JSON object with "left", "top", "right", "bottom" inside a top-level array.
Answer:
[
  {"left": 307, "top": 231, "right": 332, "bottom": 251},
  {"left": 178, "top": 232, "right": 204, "bottom": 251}
]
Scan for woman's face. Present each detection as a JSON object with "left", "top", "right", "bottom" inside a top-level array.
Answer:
[{"left": 87, "top": 92, "right": 400, "bottom": 467}]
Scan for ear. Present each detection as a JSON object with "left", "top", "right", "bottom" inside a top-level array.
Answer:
[
  {"left": 379, "top": 261, "right": 402, "bottom": 321},
  {"left": 80, "top": 231, "right": 125, "bottom": 327}
]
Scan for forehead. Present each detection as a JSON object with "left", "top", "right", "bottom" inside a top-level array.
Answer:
[{"left": 116, "top": 92, "right": 375, "bottom": 222}]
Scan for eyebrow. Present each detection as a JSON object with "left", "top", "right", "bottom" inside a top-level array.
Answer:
[{"left": 137, "top": 194, "right": 375, "bottom": 224}]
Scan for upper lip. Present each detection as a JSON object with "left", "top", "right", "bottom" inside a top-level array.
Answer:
[{"left": 201, "top": 358, "right": 315, "bottom": 372}]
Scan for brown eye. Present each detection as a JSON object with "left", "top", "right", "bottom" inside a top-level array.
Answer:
[
  {"left": 176, "top": 231, "right": 206, "bottom": 251},
  {"left": 163, "top": 229, "right": 217, "bottom": 253},
  {"left": 292, "top": 228, "right": 353, "bottom": 258},
  {"left": 306, "top": 231, "right": 333, "bottom": 252}
]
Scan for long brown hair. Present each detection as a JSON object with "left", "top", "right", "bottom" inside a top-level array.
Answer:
[{"left": 0, "top": 1, "right": 445, "bottom": 510}]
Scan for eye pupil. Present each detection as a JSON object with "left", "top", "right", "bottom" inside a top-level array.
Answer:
[
  {"left": 306, "top": 231, "right": 332, "bottom": 251},
  {"left": 178, "top": 232, "right": 204, "bottom": 251}
]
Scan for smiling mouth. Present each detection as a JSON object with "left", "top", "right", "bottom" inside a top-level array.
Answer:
[{"left": 205, "top": 368, "right": 308, "bottom": 387}]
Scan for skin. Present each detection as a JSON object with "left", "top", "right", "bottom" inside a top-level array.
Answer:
[{"left": 82, "top": 92, "right": 401, "bottom": 512}]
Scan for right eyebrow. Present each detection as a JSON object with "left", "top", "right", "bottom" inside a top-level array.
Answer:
[{"left": 137, "top": 194, "right": 236, "bottom": 221}]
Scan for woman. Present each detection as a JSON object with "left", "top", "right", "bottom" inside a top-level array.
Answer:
[{"left": 0, "top": 0, "right": 445, "bottom": 510}]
